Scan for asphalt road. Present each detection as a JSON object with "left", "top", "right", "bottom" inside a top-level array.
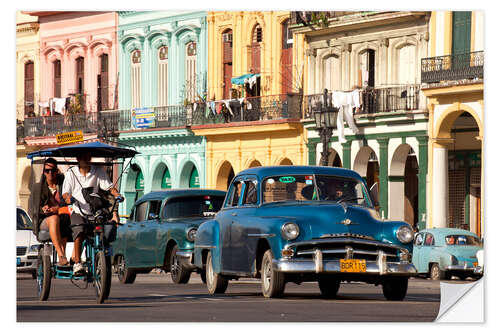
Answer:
[{"left": 17, "top": 272, "right": 453, "bottom": 322}]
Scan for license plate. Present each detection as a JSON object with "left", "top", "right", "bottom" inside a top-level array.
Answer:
[
  {"left": 340, "top": 259, "right": 366, "bottom": 273},
  {"left": 16, "top": 257, "right": 20, "bottom": 266}
]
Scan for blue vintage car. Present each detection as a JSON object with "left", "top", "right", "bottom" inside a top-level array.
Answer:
[
  {"left": 412, "top": 228, "right": 483, "bottom": 280},
  {"left": 112, "top": 189, "right": 226, "bottom": 284},
  {"left": 186, "top": 166, "right": 417, "bottom": 300}
]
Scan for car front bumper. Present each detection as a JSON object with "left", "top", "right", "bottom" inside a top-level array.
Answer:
[
  {"left": 273, "top": 258, "right": 417, "bottom": 276},
  {"left": 446, "top": 265, "right": 483, "bottom": 276},
  {"left": 176, "top": 251, "right": 197, "bottom": 270},
  {"left": 16, "top": 254, "right": 38, "bottom": 272}
]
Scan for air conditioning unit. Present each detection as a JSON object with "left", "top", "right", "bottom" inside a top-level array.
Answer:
[{"left": 223, "top": 33, "right": 233, "bottom": 43}]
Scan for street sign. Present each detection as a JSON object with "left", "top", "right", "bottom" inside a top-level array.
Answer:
[{"left": 56, "top": 130, "right": 84, "bottom": 145}]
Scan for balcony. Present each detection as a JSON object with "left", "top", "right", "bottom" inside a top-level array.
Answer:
[
  {"left": 421, "top": 51, "right": 483, "bottom": 84},
  {"left": 191, "top": 94, "right": 303, "bottom": 126},
  {"left": 289, "top": 11, "right": 356, "bottom": 26},
  {"left": 303, "top": 84, "right": 421, "bottom": 119}
]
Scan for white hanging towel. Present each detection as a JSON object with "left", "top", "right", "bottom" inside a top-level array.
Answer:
[
  {"left": 331, "top": 90, "right": 360, "bottom": 143},
  {"left": 38, "top": 102, "right": 49, "bottom": 108},
  {"left": 53, "top": 98, "right": 66, "bottom": 115},
  {"left": 223, "top": 100, "right": 234, "bottom": 116}
]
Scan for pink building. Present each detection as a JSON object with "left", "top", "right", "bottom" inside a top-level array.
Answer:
[{"left": 33, "top": 11, "right": 118, "bottom": 113}]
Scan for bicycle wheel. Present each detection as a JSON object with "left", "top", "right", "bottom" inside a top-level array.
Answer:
[
  {"left": 37, "top": 247, "right": 52, "bottom": 301},
  {"left": 94, "top": 251, "right": 111, "bottom": 304}
]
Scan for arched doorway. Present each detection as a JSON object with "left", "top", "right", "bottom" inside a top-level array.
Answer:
[
  {"left": 151, "top": 162, "right": 172, "bottom": 191},
  {"left": 327, "top": 148, "right": 342, "bottom": 167},
  {"left": 216, "top": 161, "right": 234, "bottom": 191},
  {"left": 179, "top": 161, "right": 200, "bottom": 188},
  {"left": 389, "top": 144, "right": 419, "bottom": 228},
  {"left": 279, "top": 158, "right": 293, "bottom": 166},
  {"left": 353, "top": 146, "right": 379, "bottom": 190},
  {"left": 248, "top": 159, "right": 262, "bottom": 168}
]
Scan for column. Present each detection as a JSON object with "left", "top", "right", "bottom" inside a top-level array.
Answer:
[
  {"left": 341, "top": 43, "right": 351, "bottom": 90},
  {"left": 432, "top": 139, "right": 453, "bottom": 228},
  {"left": 377, "top": 137, "right": 389, "bottom": 219},
  {"left": 416, "top": 136, "right": 428, "bottom": 230},
  {"left": 307, "top": 141, "right": 317, "bottom": 166},
  {"left": 341, "top": 140, "right": 352, "bottom": 170}
]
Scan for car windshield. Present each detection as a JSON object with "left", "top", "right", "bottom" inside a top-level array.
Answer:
[
  {"left": 262, "top": 174, "right": 370, "bottom": 207},
  {"left": 163, "top": 195, "right": 225, "bottom": 219},
  {"left": 445, "top": 234, "right": 481, "bottom": 246},
  {"left": 17, "top": 209, "right": 33, "bottom": 230}
]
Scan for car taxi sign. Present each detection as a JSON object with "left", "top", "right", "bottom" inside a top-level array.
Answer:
[{"left": 56, "top": 130, "right": 84, "bottom": 145}]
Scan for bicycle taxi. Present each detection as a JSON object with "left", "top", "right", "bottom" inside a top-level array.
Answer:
[{"left": 27, "top": 141, "right": 138, "bottom": 303}]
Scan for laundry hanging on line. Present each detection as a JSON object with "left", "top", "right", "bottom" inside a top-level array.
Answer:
[{"left": 331, "top": 89, "right": 361, "bottom": 144}]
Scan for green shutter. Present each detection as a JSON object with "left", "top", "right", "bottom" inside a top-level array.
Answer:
[
  {"left": 135, "top": 170, "right": 144, "bottom": 190},
  {"left": 452, "top": 11, "right": 471, "bottom": 55},
  {"left": 189, "top": 167, "right": 200, "bottom": 188},
  {"left": 161, "top": 168, "right": 172, "bottom": 189}
]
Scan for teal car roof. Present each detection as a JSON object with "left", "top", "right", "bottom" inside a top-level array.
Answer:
[
  {"left": 135, "top": 189, "right": 227, "bottom": 204},
  {"left": 420, "top": 228, "right": 480, "bottom": 238},
  {"left": 236, "top": 166, "right": 365, "bottom": 181}
]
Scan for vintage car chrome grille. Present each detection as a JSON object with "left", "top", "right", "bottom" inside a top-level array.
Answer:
[
  {"left": 320, "top": 233, "right": 375, "bottom": 241},
  {"left": 288, "top": 238, "right": 402, "bottom": 262},
  {"left": 17, "top": 247, "right": 27, "bottom": 256}
]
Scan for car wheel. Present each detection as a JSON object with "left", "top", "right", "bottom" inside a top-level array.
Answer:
[
  {"left": 430, "top": 263, "right": 445, "bottom": 280},
  {"left": 318, "top": 275, "right": 340, "bottom": 298},
  {"left": 261, "top": 249, "right": 285, "bottom": 298},
  {"left": 170, "top": 245, "right": 191, "bottom": 284},
  {"left": 206, "top": 251, "right": 228, "bottom": 294},
  {"left": 382, "top": 277, "right": 408, "bottom": 301},
  {"left": 116, "top": 255, "right": 136, "bottom": 284}
]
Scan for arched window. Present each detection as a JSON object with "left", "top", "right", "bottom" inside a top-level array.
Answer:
[
  {"left": 53, "top": 59, "right": 61, "bottom": 98},
  {"left": 250, "top": 24, "right": 262, "bottom": 74},
  {"left": 222, "top": 29, "right": 233, "bottom": 99},
  {"left": 76, "top": 56, "right": 85, "bottom": 95},
  {"left": 24, "top": 61, "right": 34, "bottom": 116},
  {"left": 397, "top": 44, "right": 416, "bottom": 84},
  {"left": 158, "top": 46, "right": 168, "bottom": 106},
  {"left": 97, "top": 54, "right": 109, "bottom": 111},
  {"left": 185, "top": 42, "right": 197, "bottom": 103},
  {"left": 323, "top": 54, "right": 341, "bottom": 92},
  {"left": 131, "top": 49, "right": 141, "bottom": 108},
  {"left": 359, "top": 49, "right": 375, "bottom": 87}
]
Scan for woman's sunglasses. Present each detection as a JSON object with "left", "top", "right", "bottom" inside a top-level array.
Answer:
[{"left": 44, "top": 168, "right": 57, "bottom": 174}]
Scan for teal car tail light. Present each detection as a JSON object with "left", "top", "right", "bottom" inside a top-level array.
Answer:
[
  {"left": 186, "top": 227, "right": 197, "bottom": 242},
  {"left": 281, "top": 222, "right": 300, "bottom": 241},
  {"left": 396, "top": 225, "right": 414, "bottom": 244}
]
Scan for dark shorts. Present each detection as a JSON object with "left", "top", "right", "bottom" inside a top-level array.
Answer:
[
  {"left": 70, "top": 213, "right": 88, "bottom": 240},
  {"left": 40, "top": 214, "right": 72, "bottom": 240}
]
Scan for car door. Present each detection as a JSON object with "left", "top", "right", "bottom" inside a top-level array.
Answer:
[
  {"left": 134, "top": 200, "right": 159, "bottom": 267},
  {"left": 420, "top": 232, "right": 435, "bottom": 273},
  {"left": 230, "top": 177, "right": 259, "bottom": 273},
  {"left": 126, "top": 201, "right": 148, "bottom": 267},
  {"left": 412, "top": 232, "right": 425, "bottom": 272},
  {"left": 218, "top": 177, "right": 244, "bottom": 272}
]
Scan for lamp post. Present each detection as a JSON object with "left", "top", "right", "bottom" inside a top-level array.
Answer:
[{"left": 314, "top": 88, "right": 338, "bottom": 166}]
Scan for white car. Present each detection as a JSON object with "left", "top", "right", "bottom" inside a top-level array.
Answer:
[{"left": 16, "top": 207, "right": 39, "bottom": 278}]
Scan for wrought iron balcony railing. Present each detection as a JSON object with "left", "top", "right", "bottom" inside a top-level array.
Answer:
[
  {"left": 421, "top": 51, "right": 483, "bottom": 83},
  {"left": 191, "top": 94, "right": 303, "bottom": 126},
  {"left": 303, "top": 84, "right": 421, "bottom": 119}
]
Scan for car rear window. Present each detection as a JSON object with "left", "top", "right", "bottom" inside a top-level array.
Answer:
[
  {"left": 445, "top": 235, "right": 481, "bottom": 246},
  {"left": 163, "top": 195, "right": 225, "bottom": 219}
]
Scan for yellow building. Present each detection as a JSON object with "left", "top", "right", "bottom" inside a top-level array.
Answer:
[
  {"left": 422, "top": 11, "right": 483, "bottom": 237},
  {"left": 195, "top": 11, "right": 307, "bottom": 190},
  {"left": 16, "top": 12, "right": 41, "bottom": 210}
]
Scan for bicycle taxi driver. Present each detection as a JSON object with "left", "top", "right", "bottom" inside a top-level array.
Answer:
[{"left": 62, "top": 151, "right": 122, "bottom": 276}]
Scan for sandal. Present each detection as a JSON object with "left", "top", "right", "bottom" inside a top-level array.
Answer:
[{"left": 58, "top": 256, "right": 70, "bottom": 266}]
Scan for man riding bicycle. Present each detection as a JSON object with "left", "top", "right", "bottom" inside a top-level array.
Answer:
[{"left": 62, "top": 151, "right": 123, "bottom": 276}]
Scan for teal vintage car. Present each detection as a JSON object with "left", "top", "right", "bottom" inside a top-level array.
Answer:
[
  {"left": 412, "top": 228, "right": 483, "bottom": 280},
  {"left": 112, "top": 189, "right": 226, "bottom": 284},
  {"left": 187, "top": 166, "right": 417, "bottom": 300}
]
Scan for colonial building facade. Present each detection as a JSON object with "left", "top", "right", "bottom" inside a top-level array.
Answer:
[
  {"left": 422, "top": 11, "right": 484, "bottom": 237},
  {"left": 291, "top": 11, "right": 431, "bottom": 229},
  {"left": 116, "top": 11, "right": 209, "bottom": 216}
]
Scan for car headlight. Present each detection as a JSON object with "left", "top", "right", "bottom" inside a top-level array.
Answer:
[
  {"left": 396, "top": 225, "right": 414, "bottom": 244},
  {"left": 29, "top": 245, "right": 40, "bottom": 253},
  {"left": 281, "top": 222, "right": 299, "bottom": 241},
  {"left": 186, "top": 227, "right": 197, "bottom": 242}
]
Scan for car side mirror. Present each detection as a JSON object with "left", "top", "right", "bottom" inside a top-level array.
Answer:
[{"left": 148, "top": 213, "right": 159, "bottom": 220}]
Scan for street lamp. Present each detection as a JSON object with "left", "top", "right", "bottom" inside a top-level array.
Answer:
[{"left": 313, "top": 89, "right": 338, "bottom": 166}]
